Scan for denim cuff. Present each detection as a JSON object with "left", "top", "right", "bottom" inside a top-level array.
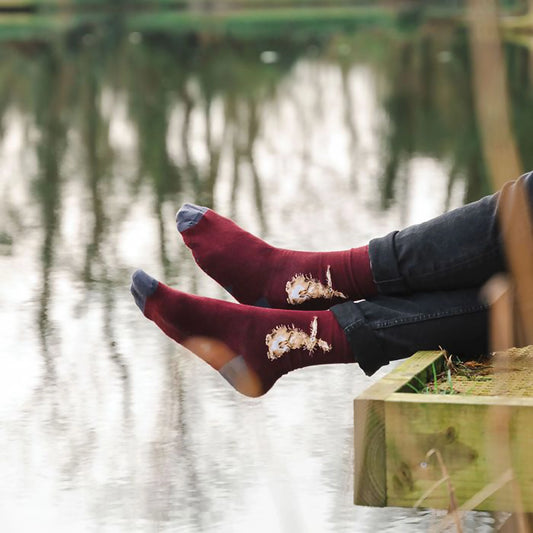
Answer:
[
  {"left": 368, "top": 231, "right": 408, "bottom": 295},
  {"left": 330, "top": 301, "right": 389, "bottom": 376}
]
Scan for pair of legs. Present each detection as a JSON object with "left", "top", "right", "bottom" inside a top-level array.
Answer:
[{"left": 131, "top": 173, "right": 533, "bottom": 397}]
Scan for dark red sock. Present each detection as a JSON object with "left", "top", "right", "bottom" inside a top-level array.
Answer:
[
  {"left": 131, "top": 270, "right": 354, "bottom": 397},
  {"left": 177, "top": 204, "right": 377, "bottom": 309}
]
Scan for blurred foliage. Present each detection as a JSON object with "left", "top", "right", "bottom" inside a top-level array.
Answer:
[{"left": 0, "top": 11, "right": 532, "bottom": 225}]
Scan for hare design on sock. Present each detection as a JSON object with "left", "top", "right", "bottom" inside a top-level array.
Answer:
[
  {"left": 265, "top": 316, "right": 332, "bottom": 360},
  {"left": 285, "top": 265, "right": 347, "bottom": 305}
]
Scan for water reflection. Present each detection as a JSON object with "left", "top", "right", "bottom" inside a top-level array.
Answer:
[{"left": 0, "top": 18, "right": 529, "bottom": 532}]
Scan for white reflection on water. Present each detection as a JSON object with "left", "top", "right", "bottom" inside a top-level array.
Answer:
[{"left": 0, "top": 58, "right": 495, "bottom": 532}]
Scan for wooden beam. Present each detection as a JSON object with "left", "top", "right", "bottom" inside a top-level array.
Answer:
[
  {"left": 354, "top": 351, "right": 444, "bottom": 506},
  {"left": 354, "top": 350, "right": 533, "bottom": 512}
]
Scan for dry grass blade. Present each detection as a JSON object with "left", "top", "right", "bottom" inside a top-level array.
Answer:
[
  {"left": 431, "top": 469, "right": 514, "bottom": 533},
  {"left": 413, "top": 448, "right": 463, "bottom": 533}
]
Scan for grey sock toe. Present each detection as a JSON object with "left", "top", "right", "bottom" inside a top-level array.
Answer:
[
  {"left": 176, "top": 203, "right": 208, "bottom": 233},
  {"left": 131, "top": 269, "right": 159, "bottom": 313},
  {"left": 130, "top": 284, "right": 145, "bottom": 312}
]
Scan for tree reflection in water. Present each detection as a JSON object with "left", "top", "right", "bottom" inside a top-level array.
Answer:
[{"left": 0, "top": 19, "right": 530, "bottom": 532}]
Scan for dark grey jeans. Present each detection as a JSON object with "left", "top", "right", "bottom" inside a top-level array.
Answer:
[{"left": 331, "top": 172, "right": 533, "bottom": 375}]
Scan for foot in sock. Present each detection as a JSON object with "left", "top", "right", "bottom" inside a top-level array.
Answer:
[
  {"left": 177, "top": 204, "right": 377, "bottom": 309},
  {"left": 130, "top": 269, "right": 354, "bottom": 397}
]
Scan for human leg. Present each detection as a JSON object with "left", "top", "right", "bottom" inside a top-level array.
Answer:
[
  {"left": 176, "top": 204, "right": 376, "bottom": 309},
  {"left": 178, "top": 173, "right": 532, "bottom": 307},
  {"left": 130, "top": 269, "right": 354, "bottom": 397},
  {"left": 331, "top": 289, "right": 489, "bottom": 376},
  {"left": 370, "top": 172, "right": 533, "bottom": 295},
  {"left": 131, "top": 270, "right": 488, "bottom": 394}
]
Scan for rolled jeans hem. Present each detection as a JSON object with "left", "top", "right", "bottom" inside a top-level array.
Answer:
[
  {"left": 331, "top": 301, "right": 388, "bottom": 376},
  {"left": 331, "top": 290, "right": 489, "bottom": 376},
  {"left": 369, "top": 232, "right": 407, "bottom": 294},
  {"left": 368, "top": 173, "right": 533, "bottom": 296}
]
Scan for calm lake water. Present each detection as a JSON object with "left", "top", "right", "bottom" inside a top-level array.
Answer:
[{"left": 0, "top": 10, "right": 530, "bottom": 532}]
